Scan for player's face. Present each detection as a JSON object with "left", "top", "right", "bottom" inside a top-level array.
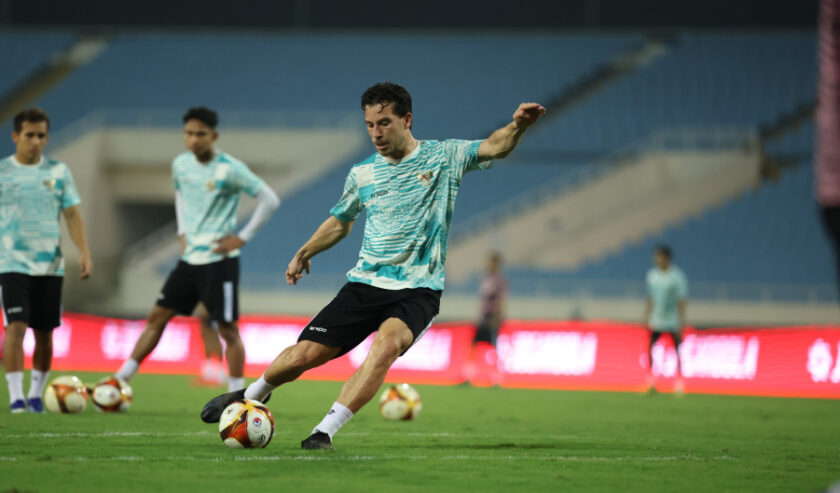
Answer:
[
  {"left": 364, "top": 103, "right": 412, "bottom": 159},
  {"left": 183, "top": 119, "right": 217, "bottom": 159},
  {"left": 654, "top": 251, "right": 670, "bottom": 270},
  {"left": 12, "top": 120, "right": 49, "bottom": 164}
]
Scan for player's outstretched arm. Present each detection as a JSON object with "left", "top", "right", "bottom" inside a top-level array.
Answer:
[
  {"left": 61, "top": 205, "right": 93, "bottom": 279},
  {"left": 286, "top": 216, "right": 354, "bottom": 285},
  {"left": 478, "top": 102, "right": 546, "bottom": 161}
]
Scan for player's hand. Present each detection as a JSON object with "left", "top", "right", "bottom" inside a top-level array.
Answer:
[
  {"left": 213, "top": 235, "right": 245, "bottom": 255},
  {"left": 286, "top": 255, "right": 311, "bottom": 285},
  {"left": 512, "top": 102, "right": 546, "bottom": 128},
  {"left": 79, "top": 252, "right": 93, "bottom": 280}
]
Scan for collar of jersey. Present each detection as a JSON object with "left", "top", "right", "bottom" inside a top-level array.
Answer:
[
  {"left": 10, "top": 155, "right": 45, "bottom": 168},
  {"left": 382, "top": 140, "right": 423, "bottom": 165}
]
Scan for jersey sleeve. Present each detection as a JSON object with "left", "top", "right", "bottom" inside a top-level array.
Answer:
[
  {"left": 330, "top": 168, "right": 363, "bottom": 222},
  {"left": 230, "top": 161, "right": 266, "bottom": 197},
  {"left": 677, "top": 271, "right": 689, "bottom": 300},
  {"left": 445, "top": 139, "right": 492, "bottom": 178},
  {"left": 60, "top": 165, "right": 81, "bottom": 209}
]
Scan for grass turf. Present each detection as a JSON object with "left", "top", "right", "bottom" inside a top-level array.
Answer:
[{"left": 1, "top": 372, "right": 839, "bottom": 492}]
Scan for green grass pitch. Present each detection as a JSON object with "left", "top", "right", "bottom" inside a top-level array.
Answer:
[{"left": 1, "top": 372, "right": 840, "bottom": 492}]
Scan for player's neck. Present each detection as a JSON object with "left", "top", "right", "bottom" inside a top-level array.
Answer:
[
  {"left": 383, "top": 137, "right": 419, "bottom": 164},
  {"left": 13, "top": 153, "right": 41, "bottom": 165},
  {"left": 194, "top": 148, "right": 215, "bottom": 164}
]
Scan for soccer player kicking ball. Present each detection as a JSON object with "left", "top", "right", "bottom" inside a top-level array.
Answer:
[
  {"left": 115, "top": 107, "right": 280, "bottom": 392},
  {"left": 201, "top": 82, "right": 545, "bottom": 450},
  {"left": 1, "top": 108, "right": 93, "bottom": 413}
]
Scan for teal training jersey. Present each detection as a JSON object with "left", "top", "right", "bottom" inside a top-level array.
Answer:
[
  {"left": 0, "top": 154, "right": 81, "bottom": 276},
  {"left": 173, "top": 150, "right": 265, "bottom": 265},
  {"left": 646, "top": 265, "right": 688, "bottom": 332},
  {"left": 331, "top": 139, "right": 491, "bottom": 291}
]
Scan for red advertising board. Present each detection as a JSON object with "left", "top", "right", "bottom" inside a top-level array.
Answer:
[{"left": 14, "top": 314, "right": 840, "bottom": 399}]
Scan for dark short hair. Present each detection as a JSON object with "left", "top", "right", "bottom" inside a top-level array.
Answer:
[
  {"left": 13, "top": 108, "right": 50, "bottom": 133},
  {"left": 654, "top": 244, "right": 672, "bottom": 260},
  {"left": 182, "top": 106, "right": 218, "bottom": 129},
  {"left": 361, "top": 82, "right": 412, "bottom": 118}
]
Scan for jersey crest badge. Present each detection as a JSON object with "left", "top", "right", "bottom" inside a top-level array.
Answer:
[
  {"left": 417, "top": 170, "right": 434, "bottom": 186},
  {"left": 43, "top": 179, "right": 56, "bottom": 190}
]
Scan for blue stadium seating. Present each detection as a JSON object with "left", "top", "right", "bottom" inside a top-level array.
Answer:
[
  {"left": 0, "top": 31, "right": 76, "bottom": 100},
  {"left": 521, "top": 32, "right": 816, "bottom": 155},
  {"left": 0, "top": 31, "right": 640, "bottom": 157}
]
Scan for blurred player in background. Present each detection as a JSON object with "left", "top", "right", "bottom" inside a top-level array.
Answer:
[
  {"left": 201, "top": 82, "right": 545, "bottom": 450},
  {"left": 1, "top": 108, "right": 93, "bottom": 413},
  {"left": 475, "top": 251, "right": 506, "bottom": 346},
  {"left": 466, "top": 251, "right": 507, "bottom": 386},
  {"left": 115, "top": 107, "right": 280, "bottom": 392},
  {"left": 642, "top": 245, "right": 688, "bottom": 390},
  {"left": 817, "top": 0, "right": 840, "bottom": 298},
  {"left": 195, "top": 302, "right": 228, "bottom": 386}
]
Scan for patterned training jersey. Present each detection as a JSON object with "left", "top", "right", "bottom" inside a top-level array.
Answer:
[
  {"left": 173, "top": 150, "right": 265, "bottom": 265},
  {"left": 0, "top": 154, "right": 81, "bottom": 276},
  {"left": 646, "top": 265, "right": 688, "bottom": 332},
  {"left": 331, "top": 139, "right": 491, "bottom": 291}
]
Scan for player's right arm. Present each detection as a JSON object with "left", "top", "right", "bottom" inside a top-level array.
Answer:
[{"left": 286, "top": 216, "right": 354, "bottom": 285}]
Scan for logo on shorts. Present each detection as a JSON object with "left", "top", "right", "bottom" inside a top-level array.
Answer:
[
  {"left": 309, "top": 326, "right": 327, "bottom": 333},
  {"left": 6, "top": 306, "right": 22, "bottom": 314}
]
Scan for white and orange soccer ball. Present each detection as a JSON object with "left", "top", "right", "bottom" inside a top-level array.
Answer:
[
  {"left": 44, "top": 375, "right": 89, "bottom": 414},
  {"left": 218, "top": 399, "right": 275, "bottom": 449},
  {"left": 378, "top": 383, "right": 422, "bottom": 421},
  {"left": 91, "top": 377, "right": 133, "bottom": 412}
]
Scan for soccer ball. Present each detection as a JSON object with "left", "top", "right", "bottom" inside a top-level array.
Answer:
[
  {"left": 218, "top": 399, "right": 274, "bottom": 449},
  {"left": 91, "top": 377, "right": 133, "bottom": 412},
  {"left": 44, "top": 375, "right": 89, "bottom": 413},
  {"left": 378, "top": 383, "right": 422, "bottom": 421}
]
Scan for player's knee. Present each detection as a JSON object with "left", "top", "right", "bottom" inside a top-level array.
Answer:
[
  {"left": 33, "top": 331, "right": 52, "bottom": 347},
  {"left": 217, "top": 324, "right": 241, "bottom": 343},
  {"left": 5, "top": 322, "right": 27, "bottom": 342},
  {"left": 371, "top": 334, "right": 409, "bottom": 366},
  {"left": 147, "top": 305, "right": 175, "bottom": 328}
]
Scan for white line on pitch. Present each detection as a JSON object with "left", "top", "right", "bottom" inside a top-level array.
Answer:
[{"left": 0, "top": 455, "right": 740, "bottom": 463}]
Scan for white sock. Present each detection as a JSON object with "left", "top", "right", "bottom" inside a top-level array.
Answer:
[
  {"left": 6, "top": 371, "right": 24, "bottom": 404},
  {"left": 228, "top": 376, "right": 245, "bottom": 392},
  {"left": 28, "top": 370, "right": 49, "bottom": 399},
  {"left": 313, "top": 402, "right": 354, "bottom": 439},
  {"left": 244, "top": 375, "right": 275, "bottom": 401},
  {"left": 115, "top": 358, "right": 139, "bottom": 381}
]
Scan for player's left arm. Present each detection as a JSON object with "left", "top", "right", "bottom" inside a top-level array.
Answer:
[
  {"left": 677, "top": 274, "right": 688, "bottom": 330},
  {"left": 478, "top": 103, "right": 546, "bottom": 161},
  {"left": 61, "top": 205, "right": 93, "bottom": 279},
  {"left": 214, "top": 184, "right": 280, "bottom": 254}
]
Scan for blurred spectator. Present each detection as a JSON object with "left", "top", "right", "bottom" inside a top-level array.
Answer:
[{"left": 643, "top": 245, "right": 688, "bottom": 390}]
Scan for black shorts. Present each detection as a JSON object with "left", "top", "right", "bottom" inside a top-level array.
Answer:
[
  {"left": 650, "top": 330, "right": 682, "bottom": 347},
  {"left": 157, "top": 258, "right": 239, "bottom": 323},
  {"left": 0, "top": 273, "right": 63, "bottom": 331},
  {"left": 298, "top": 282, "right": 442, "bottom": 358}
]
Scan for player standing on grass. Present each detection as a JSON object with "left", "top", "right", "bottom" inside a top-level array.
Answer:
[
  {"left": 1, "top": 108, "right": 93, "bottom": 413},
  {"left": 114, "top": 107, "right": 280, "bottom": 392},
  {"left": 642, "top": 245, "right": 688, "bottom": 391},
  {"left": 201, "top": 82, "right": 545, "bottom": 450}
]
